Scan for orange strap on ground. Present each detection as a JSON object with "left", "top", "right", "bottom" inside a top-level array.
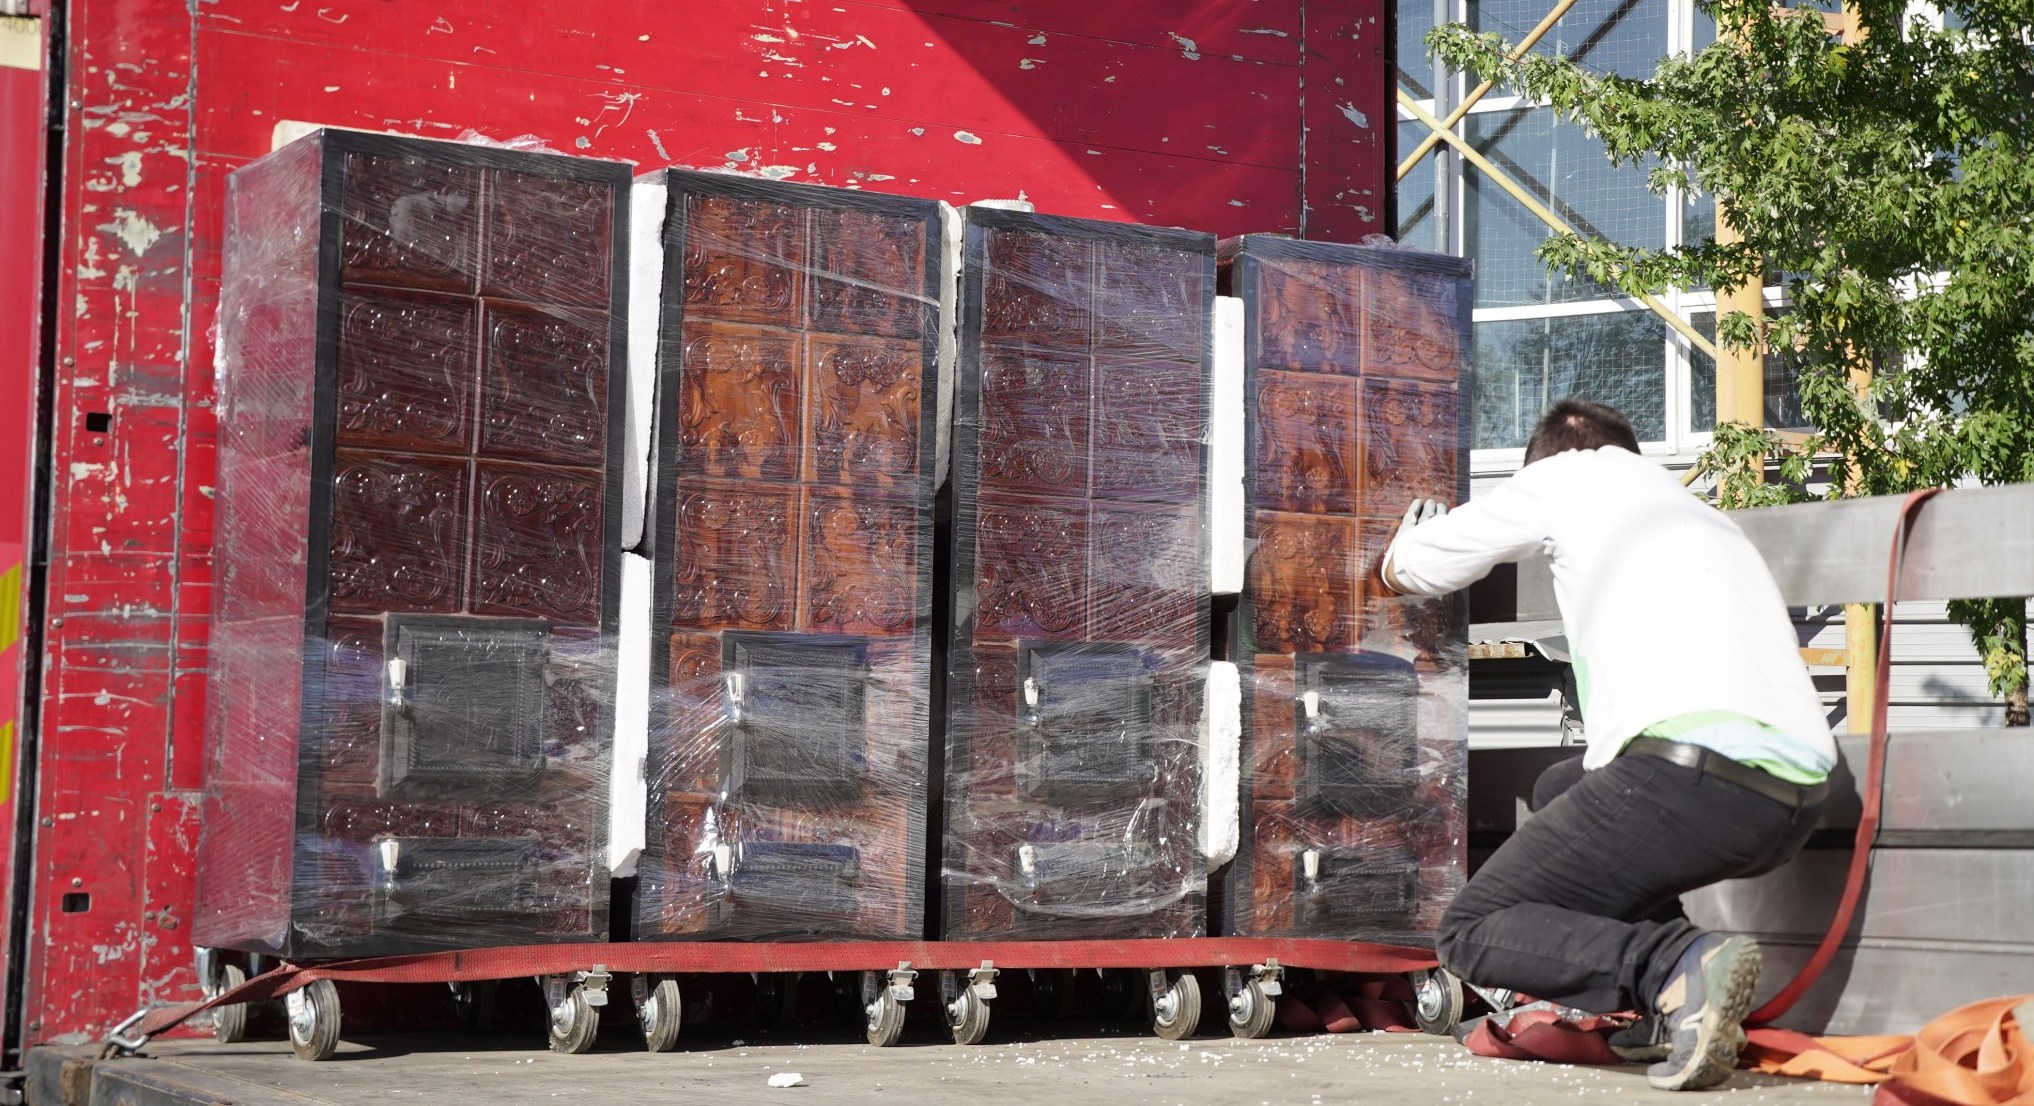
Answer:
[{"left": 1745, "top": 996, "right": 2034, "bottom": 1105}]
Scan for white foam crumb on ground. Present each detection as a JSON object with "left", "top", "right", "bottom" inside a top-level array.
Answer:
[{"left": 146, "top": 1028, "right": 1869, "bottom": 1103}]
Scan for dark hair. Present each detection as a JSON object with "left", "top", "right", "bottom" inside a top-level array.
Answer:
[{"left": 1523, "top": 399, "right": 1641, "bottom": 464}]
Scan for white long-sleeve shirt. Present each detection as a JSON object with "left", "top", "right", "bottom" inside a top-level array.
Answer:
[{"left": 1384, "top": 446, "right": 1835, "bottom": 773}]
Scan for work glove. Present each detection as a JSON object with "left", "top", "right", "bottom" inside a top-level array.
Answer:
[
  {"left": 1379, "top": 497, "right": 1448, "bottom": 595},
  {"left": 1401, "top": 497, "right": 1448, "bottom": 531}
]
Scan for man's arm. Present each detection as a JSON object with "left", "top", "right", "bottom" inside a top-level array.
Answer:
[{"left": 1378, "top": 479, "right": 1552, "bottom": 598}]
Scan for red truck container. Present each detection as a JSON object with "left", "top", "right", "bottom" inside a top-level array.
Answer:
[{"left": 0, "top": 0, "right": 1393, "bottom": 1057}]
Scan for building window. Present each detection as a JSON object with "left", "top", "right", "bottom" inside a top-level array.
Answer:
[
  {"left": 1463, "top": 107, "right": 1664, "bottom": 310},
  {"left": 1399, "top": 0, "right": 1795, "bottom": 465},
  {"left": 1474, "top": 309, "right": 1673, "bottom": 447}
]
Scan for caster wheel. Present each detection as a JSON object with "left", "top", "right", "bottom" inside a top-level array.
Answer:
[
  {"left": 1412, "top": 968, "right": 1465, "bottom": 1036},
  {"left": 636, "top": 976, "right": 683, "bottom": 1053},
  {"left": 754, "top": 973, "right": 789, "bottom": 1028},
  {"left": 448, "top": 980, "right": 497, "bottom": 1034},
  {"left": 863, "top": 971, "right": 906, "bottom": 1047},
  {"left": 1027, "top": 968, "right": 1065, "bottom": 1021},
  {"left": 286, "top": 979, "right": 342, "bottom": 1062},
  {"left": 212, "top": 963, "right": 248, "bottom": 1044},
  {"left": 548, "top": 984, "right": 600, "bottom": 1054},
  {"left": 1228, "top": 979, "right": 1276, "bottom": 1039},
  {"left": 1100, "top": 969, "right": 1145, "bottom": 1022},
  {"left": 943, "top": 973, "right": 991, "bottom": 1046},
  {"left": 1151, "top": 972, "right": 1201, "bottom": 1041}
]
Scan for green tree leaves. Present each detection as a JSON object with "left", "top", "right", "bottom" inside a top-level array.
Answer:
[{"left": 1424, "top": 0, "right": 2033, "bottom": 721}]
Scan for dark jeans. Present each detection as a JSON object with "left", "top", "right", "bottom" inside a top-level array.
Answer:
[{"left": 1437, "top": 751, "right": 1822, "bottom": 1015}]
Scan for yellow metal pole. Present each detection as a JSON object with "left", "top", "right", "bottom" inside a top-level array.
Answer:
[
  {"left": 1804, "top": 0, "right": 1877, "bottom": 733},
  {"left": 1710, "top": 3, "right": 1767, "bottom": 430},
  {"left": 1846, "top": 604, "right": 1878, "bottom": 734},
  {"left": 1396, "top": 0, "right": 1586, "bottom": 181},
  {"left": 1712, "top": 210, "right": 1766, "bottom": 428},
  {"left": 1396, "top": 90, "right": 1720, "bottom": 361}
]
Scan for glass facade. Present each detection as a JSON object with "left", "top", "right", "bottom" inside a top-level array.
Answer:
[
  {"left": 1463, "top": 108, "right": 1664, "bottom": 309},
  {"left": 1398, "top": 0, "right": 1801, "bottom": 458},
  {"left": 1475, "top": 310, "right": 1672, "bottom": 447}
]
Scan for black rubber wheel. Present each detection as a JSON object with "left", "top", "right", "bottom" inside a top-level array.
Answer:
[
  {"left": 212, "top": 963, "right": 248, "bottom": 1044},
  {"left": 548, "top": 985, "right": 599, "bottom": 1055},
  {"left": 1151, "top": 972, "right": 1201, "bottom": 1041},
  {"left": 1027, "top": 968, "right": 1065, "bottom": 1021},
  {"left": 947, "top": 982, "right": 991, "bottom": 1046},
  {"left": 864, "top": 974, "right": 906, "bottom": 1047},
  {"left": 449, "top": 980, "right": 498, "bottom": 1034},
  {"left": 639, "top": 976, "right": 683, "bottom": 1053},
  {"left": 1412, "top": 968, "right": 1465, "bottom": 1036},
  {"left": 1228, "top": 978, "right": 1277, "bottom": 1039},
  {"left": 754, "top": 973, "right": 789, "bottom": 1027},
  {"left": 1100, "top": 969, "right": 1145, "bottom": 1022},
  {"left": 286, "top": 979, "right": 342, "bottom": 1062}
]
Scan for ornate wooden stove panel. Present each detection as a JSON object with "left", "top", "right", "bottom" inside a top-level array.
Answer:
[
  {"left": 942, "top": 209, "right": 1214, "bottom": 941},
  {"left": 1221, "top": 236, "right": 1471, "bottom": 945},
  {"left": 635, "top": 172, "right": 942, "bottom": 942},
  {"left": 194, "top": 132, "right": 628, "bottom": 958}
]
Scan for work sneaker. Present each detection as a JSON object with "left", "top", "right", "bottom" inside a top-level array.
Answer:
[
  {"left": 1610, "top": 1014, "right": 1738, "bottom": 1063},
  {"left": 1607, "top": 1015, "right": 1670, "bottom": 1063},
  {"left": 1645, "top": 934, "right": 1761, "bottom": 1091}
]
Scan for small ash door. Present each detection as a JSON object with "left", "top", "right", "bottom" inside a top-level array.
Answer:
[{"left": 378, "top": 614, "right": 552, "bottom": 796}]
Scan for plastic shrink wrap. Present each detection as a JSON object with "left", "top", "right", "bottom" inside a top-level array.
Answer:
[
  {"left": 192, "top": 132, "right": 630, "bottom": 957},
  {"left": 631, "top": 171, "right": 948, "bottom": 941},
  {"left": 1218, "top": 235, "right": 1471, "bottom": 946},
  {"left": 941, "top": 208, "right": 1216, "bottom": 940}
]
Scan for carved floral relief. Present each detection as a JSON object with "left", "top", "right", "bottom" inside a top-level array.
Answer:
[
  {"left": 808, "top": 336, "right": 921, "bottom": 486},
  {"left": 677, "top": 324, "right": 798, "bottom": 481},
  {"left": 335, "top": 291, "right": 476, "bottom": 454},
  {"left": 327, "top": 451, "right": 470, "bottom": 615}
]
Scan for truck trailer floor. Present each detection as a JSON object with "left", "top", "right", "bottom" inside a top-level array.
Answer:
[{"left": 29, "top": 1023, "right": 1872, "bottom": 1106}]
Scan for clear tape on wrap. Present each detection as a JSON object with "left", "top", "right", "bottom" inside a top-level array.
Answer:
[
  {"left": 940, "top": 207, "right": 1217, "bottom": 940},
  {"left": 194, "top": 129, "right": 631, "bottom": 957},
  {"left": 630, "top": 170, "right": 948, "bottom": 942},
  {"left": 1219, "top": 234, "right": 1471, "bottom": 946}
]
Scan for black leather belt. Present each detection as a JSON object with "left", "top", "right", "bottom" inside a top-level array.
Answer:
[{"left": 1622, "top": 736, "right": 1830, "bottom": 809}]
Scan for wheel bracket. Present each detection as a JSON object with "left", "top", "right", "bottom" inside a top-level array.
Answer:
[
  {"left": 886, "top": 963, "right": 917, "bottom": 1004},
  {"left": 1224, "top": 963, "right": 1283, "bottom": 1003},
  {"left": 967, "top": 962, "right": 999, "bottom": 1001},
  {"left": 579, "top": 966, "right": 611, "bottom": 1008}
]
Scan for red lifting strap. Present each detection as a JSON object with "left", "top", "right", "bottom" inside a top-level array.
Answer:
[
  {"left": 1747, "top": 486, "right": 1942, "bottom": 1027},
  {"left": 122, "top": 937, "right": 1438, "bottom": 1044}
]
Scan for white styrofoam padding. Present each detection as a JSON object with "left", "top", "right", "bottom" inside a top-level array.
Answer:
[
  {"left": 608, "top": 551, "right": 653, "bottom": 877},
  {"left": 1199, "top": 660, "right": 1242, "bottom": 867},
  {"left": 1210, "top": 295, "right": 1247, "bottom": 595},
  {"left": 935, "top": 202, "right": 963, "bottom": 487},
  {"left": 622, "top": 179, "right": 669, "bottom": 553}
]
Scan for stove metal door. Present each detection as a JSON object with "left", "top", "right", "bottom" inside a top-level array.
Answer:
[
  {"left": 1293, "top": 652, "right": 1420, "bottom": 819},
  {"left": 370, "top": 836, "right": 548, "bottom": 933},
  {"left": 1294, "top": 843, "right": 1420, "bottom": 928},
  {"left": 718, "top": 841, "right": 863, "bottom": 921},
  {"left": 1011, "top": 838, "right": 1170, "bottom": 908},
  {"left": 378, "top": 614, "right": 551, "bottom": 797},
  {"left": 1015, "top": 642, "right": 1159, "bottom": 805},
  {"left": 721, "top": 634, "right": 870, "bottom": 807}
]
